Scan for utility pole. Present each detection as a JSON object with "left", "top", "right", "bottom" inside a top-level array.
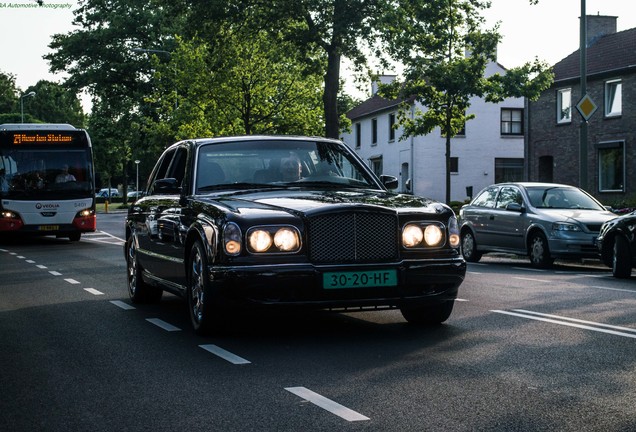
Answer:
[{"left": 579, "top": 0, "right": 588, "bottom": 190}]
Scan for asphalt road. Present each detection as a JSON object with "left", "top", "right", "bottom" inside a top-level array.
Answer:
[{"left": 1, "top": 212, "right": 635, "bottom": 431}]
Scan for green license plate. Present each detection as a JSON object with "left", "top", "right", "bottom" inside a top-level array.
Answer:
[{"left": 323, "top": 269, "right": 397, "bottom": 289}]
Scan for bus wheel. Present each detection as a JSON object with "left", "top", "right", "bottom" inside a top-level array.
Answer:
[{"left": 69, "top": 232, "right": 81, "bottom": 241}]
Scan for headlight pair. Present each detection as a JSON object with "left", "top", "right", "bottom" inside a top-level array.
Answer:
[
  {"left": 402, "top": 216, "right": 461, "bottom": 249},
  {"left": 223, "top": 222, "right": 301, "bottom": 255}
]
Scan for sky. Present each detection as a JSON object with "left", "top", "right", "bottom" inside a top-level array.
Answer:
[{"left": 1, "top": 0, "right": 635, "bottom": 105}]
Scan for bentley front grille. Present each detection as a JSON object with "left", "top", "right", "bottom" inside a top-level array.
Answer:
[{"left": 307, "top": 212, "right": 398, "bottom": 263}]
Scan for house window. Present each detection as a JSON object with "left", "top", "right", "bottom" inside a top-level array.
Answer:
[
  {"left": 598, "top": 141, "right": 624, "bottom": 192},
  {"left": 557, "top": 88, "right": 571, "bottom": 124},
  {"left": 605, "top": 79, "right": 622, "bottom": 117},
  {"left": 371, "top": 118, "right": 378, "bottom": 145},
  {"left": 388, "top": 113, "right": 396, "bottom": 142},
  {"left": 450, "top": 157, "right": 458, "bottom": 174},
  {"left": 501, "top": 108, "right": 523, "bottom": 135},
  {"left": 355, "top": 123, "right": 361, "bottom": 149},
  {"left": 495, "top": 158, "right": 524, "bottom": 183},
  {"left": 370, "top": 156, "right": 383, "bottom": 177}
]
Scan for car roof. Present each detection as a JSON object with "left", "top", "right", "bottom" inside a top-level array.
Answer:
[
  {"left": 490, "top": 182, "right": 579, "bottom": 189},
  {"left": 168, "top": 135, "right": 344, "bottom": 149}
]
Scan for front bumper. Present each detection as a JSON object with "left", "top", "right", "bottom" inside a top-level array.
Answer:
[
  {"left": 547, "top": 233, "right": 600, "bottom": 259},
  {"left": 208, "top": 257, "right": 466, "bottom": 310}
]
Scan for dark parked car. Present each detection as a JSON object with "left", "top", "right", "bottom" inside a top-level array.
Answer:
[
  {"left": 125, "top": 135, "right": 466, "bottom": 334},
  {"left": 598, "top": 211, "right": 636, "bottom": 278},
  {"left": 458, "top": 182, "right": 615, "bottom": 268}
]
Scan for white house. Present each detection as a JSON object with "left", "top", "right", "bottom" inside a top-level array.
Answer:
[{"left": 341, "top": 62, "right": 525, "bottom": 203}]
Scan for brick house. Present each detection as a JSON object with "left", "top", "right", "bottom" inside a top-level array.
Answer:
[
  {"left": 341, "top": 63, "right": 525, "bottom": 203},
  {"left": 527, "top": 15, "right": 636, "bottom": 206}
]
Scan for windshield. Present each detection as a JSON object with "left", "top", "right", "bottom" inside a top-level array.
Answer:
[
  {"left": 526, "top": 186, "right": 604, "bottom": 210},
  {"left": 0, "top": 148, "right": 94, "bottom": 199},
  {"left": 195, "top": 139, "right": 380, "bottom": 194}
]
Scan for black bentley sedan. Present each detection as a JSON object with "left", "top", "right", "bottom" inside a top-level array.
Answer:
[{"left": 125, "top": 136, "right": 466, "bottom": 334}]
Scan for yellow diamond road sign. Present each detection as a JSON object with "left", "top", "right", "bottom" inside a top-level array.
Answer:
[{"left": 576, "top": 94, "right": 598, "bottom": 121}]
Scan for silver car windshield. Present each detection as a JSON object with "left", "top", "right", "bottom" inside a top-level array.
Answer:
[{"left": 526, "top": 186, "right": 604, "bottom": 210}]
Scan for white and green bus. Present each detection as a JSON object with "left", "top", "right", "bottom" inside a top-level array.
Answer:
[{"left": 0, "top": 123, "right": 96, "bottom": 241}]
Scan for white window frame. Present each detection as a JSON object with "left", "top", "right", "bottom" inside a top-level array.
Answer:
[
  {"left": 604, "top": 79, "right": 622, "bottom": 117},
  {"left": 557, "top": 88, "right": 571, "bottom": 124},
  {"left": 371, "top": 118, "right": 378, "bottom": 145},
  {"left": 598, "top": 141, "right": 625, "bottom": 192},
  {"left": 500, "top": 108, "right": 523, "bottom": 135}
]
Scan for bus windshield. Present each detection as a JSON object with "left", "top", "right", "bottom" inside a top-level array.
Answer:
[{"left": 0, "top": 124, "right": 96, "bottom": 241}]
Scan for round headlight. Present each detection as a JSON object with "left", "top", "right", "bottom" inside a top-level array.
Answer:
[
  {"left": 249, "top": 229, "right": 273, "bottom": 252},
  {"left": 274, "top": 228, "right": 299, "bottom": 252},
  {"left": 424, "top": 225, "right": 443, "bottom": 246},
  {"left": 403, "top": 224, "right": 424, "bottom": 248},
  {"left": 223, "top": 222, "right": 242, "bottom": 255}
]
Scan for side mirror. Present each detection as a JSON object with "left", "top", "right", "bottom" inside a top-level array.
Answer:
[
  {"left": 506, "top": 202, "right": 525, "bottom": 213},
  {"left": 153, "top": 178, "right": 180, "bottom": 194},
  {"left": 379, "top": 175, "right": 399, "bottom": 190}
]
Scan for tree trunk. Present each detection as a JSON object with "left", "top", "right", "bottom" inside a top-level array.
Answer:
[{"left": 323, "top": 48, "right": 341, "bottom": 139}]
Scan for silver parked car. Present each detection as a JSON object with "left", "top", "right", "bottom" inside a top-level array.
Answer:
[{"left": 458, "top": 182, "right": 616, "bottom": 267}]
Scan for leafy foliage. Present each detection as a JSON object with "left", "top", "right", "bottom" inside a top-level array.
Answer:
[{"left": 380, "top": 0, "right": 553, "bottom": 203}]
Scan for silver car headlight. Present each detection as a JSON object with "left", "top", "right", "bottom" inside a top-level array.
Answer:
[
  {"left": 247, "top": 225, "right": 301, "bottom": 253},
  {"left": 552, "top": 222, "right": 581, "bottom": 232}
]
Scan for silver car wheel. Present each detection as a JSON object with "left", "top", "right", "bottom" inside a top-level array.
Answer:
[
  {"left": 190, "top": 246, "right": 205, "bottom": 324},
  {"left": 127, "top": 238, "right": 137, "bottom": 297}
]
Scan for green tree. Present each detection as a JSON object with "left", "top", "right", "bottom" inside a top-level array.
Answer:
[
  {"left": 186, "top": 0, "right": 387, "bottom": 139},
  {"left": 147, "top": 28, "right": 325, "bottom": 139},
  {"left": 381, "top": 0, "right": 553, "bottom": 204},
  {"left": 23, "top": 81, "right": 86, "bottom": 127},
  {"left": 0, "top": 71, "right": 19, "bottom": 114},
  {"left": 45, "top": 0, "right": 183, "bottom": 200}
]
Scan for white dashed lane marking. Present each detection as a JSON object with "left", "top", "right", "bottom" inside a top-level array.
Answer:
[
  {"left": 84, "top": 288, "right": 104, "bottom": 295},
  {"left": 199, "top": 344, "right": 251, "bottom": 364},
  {"left": 146, "top": 318, "right": 181, "bottom": 332},
  {"left": 285, "top": 387, "right": 370, "bottom": 422},
  {"left": 65, "top": 278, "right": 81, "bottom": 285},
  {"left": 110, "top": 300, "right": 135, "bottom": 310}
]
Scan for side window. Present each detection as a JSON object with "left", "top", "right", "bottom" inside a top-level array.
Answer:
[
  {"left": 557, "top": 88, "right": 571, "bottom": 124},
  {"left": 167, "top": 147, "right": 188, "bottom": 186},
  {"left": 496, "top": 187, "right": 522, "bottom": 209},
  {"left": 471, "top": 187, "right": 498, "bottom": 208},
  {"left": 604, "top": 79, "right": 622, "bottom": 117},
  {"left": 147, "top": 148, "right": 176, "bottom": 194}
]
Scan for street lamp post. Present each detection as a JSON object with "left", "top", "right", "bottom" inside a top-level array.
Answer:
[
  {"left": 135, "top": 160, "right": 140, "bottom": 197},
  {"left": 20, "top": 91, "right": 36, "bottom": 123}
]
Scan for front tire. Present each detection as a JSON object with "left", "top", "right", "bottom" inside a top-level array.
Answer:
[
  {"left": 529, "top": 232, "right": 554, "bottom": 268},
  {"left": 612, "top": 236, "right": 632, "bottom": 278},
  {"left": 187, "top": 240, "right": 225, "bottom": 335},
  {"left": 400, "top": 301, "right": 454, "bottom": 325},
  {"left": 461, "top": 230, "right": 482, "bottom": 262},
  {"left": 126, "top": 235, "right": 162, "bottom": 303}
]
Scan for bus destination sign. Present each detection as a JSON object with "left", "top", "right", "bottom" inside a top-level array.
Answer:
[{"left": 12, "top": 133, "right": 75, "bottom": 145}]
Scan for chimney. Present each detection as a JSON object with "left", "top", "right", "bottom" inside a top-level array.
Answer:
[
  {"left": 371, "top": 74, "right": 397, "bottom": 96},
  {"left": 585, "top": 14, "right": 617, "bottom": 47}
]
